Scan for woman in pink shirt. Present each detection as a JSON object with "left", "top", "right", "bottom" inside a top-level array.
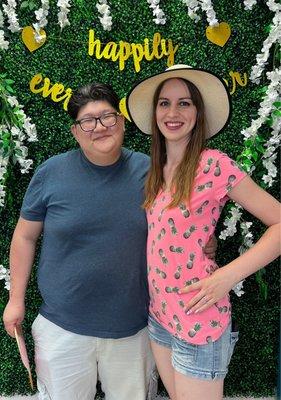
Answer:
[{"left": 126, "top": 65, "right": 280, "bottom": 400}]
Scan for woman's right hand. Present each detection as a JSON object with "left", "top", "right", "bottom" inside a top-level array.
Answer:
[{"left": 3, "top": 300, "right": 25, "bottom": 338}]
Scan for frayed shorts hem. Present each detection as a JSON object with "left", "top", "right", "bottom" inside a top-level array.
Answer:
[{"left": 172, "top": 363, "right": 227, "bottom": 381}]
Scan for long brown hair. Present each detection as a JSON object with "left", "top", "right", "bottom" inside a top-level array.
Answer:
[{"left": 143, "top": 78, "right": 206, "bottom": 210}]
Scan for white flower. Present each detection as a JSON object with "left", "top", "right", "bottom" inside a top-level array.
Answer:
[
  {"left": 243, "top": 0, "right": 257, "bottom": 10},
  {"left": 7, "top": 96, "right": 19, "bottom": 107},
  {"left": 96, "top": 0, "right": 112, "bottom": 31},
  {"left": 0, "top": 10, "right": 4, "bottom": 28},
  {"left": 232, "top": 280, "right": 245, "bottom": 297},
  {"left": 0, "top": 265, "right": 7, "bottom": 280},
  {"left": 147, "top": 0, "right": 166, "bottom": 25},
  {"left": 0, "top": 30, "right": 9, "bottom": 50}
]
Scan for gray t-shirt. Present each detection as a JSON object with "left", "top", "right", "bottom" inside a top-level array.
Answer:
[{"left": 21, "top": 147, "right": 150, "bottom": 338}]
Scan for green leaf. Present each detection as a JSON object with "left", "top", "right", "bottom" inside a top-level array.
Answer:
[{"left": 20, "top": 1, "right": 29, "bottom": 8}]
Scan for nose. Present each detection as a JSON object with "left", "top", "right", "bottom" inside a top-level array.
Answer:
[
  {"left": 166, "top": 103, "right": 178, "bottom": 117},
  {"left": 93, "top": 118, "right": 107, "bottom": 131}
]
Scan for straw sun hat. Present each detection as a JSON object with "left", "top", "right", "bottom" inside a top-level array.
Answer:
[{"left": 126, "top": 64, "right": 231, "bottom": 138}]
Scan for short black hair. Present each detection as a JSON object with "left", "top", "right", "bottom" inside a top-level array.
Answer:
[{"left": 67, "top": 82, "right": 120, "bottom": 120}]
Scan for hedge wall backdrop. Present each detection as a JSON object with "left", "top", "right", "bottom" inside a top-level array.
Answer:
[{"left": 0, "top": 0, "right": 280, "bottom": 397}]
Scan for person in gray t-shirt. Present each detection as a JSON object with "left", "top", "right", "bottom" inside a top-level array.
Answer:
[{"left": 3, "top": 82, "right": 216, "bottom": 400}]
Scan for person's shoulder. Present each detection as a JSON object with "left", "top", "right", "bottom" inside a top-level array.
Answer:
[
  {"left": 201, "top": 148, "right": 227, "bottom": 161},
  {"left": 122, "top": 147, "right": 150, "bottom": 165},
  {"left": 39, "top": 149, "right": 78, "bottom": 169}
]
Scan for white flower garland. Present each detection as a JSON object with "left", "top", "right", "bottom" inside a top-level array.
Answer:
[
  {"left": 2, "top": 0, "right": 21, "bottom": 33},
  {"left": 96, "top": 0, "right": 112, "bottom": 31},
  {"left": 182, "top": 0, "right": 218, "bottom": 26},
  {"left": 0, "top": 94, "right": 37, "bottom": 207},
  {"left": 181, "top": 0, "right": 200, "bottom": 22},
  {"left": 250, "top": 9, "right": 281, "bottom": 84},
  {"left": 147, "top": 0, "right": 166, "bottom": 25},
  {"left": 33, "top": 0, "right": 50, "bottom": 43},
  {"left": 242, "top": 69, "right": 281, "bottom": 141},
  {"left": 243, "top": 0, "right": 257, "bottom": 10},
  {"left": 0, "top": 9, "right": 9, "bottom": 51},
  {"left": 57, "top": 0, "right": 71, "bottom": 30},
  {"left": 0, "top": 264, "right": 10, "bottom": 290}
]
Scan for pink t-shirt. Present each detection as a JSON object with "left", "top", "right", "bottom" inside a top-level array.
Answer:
[{"left": 147, "top": 149, "right": 247, "bottom": 345}]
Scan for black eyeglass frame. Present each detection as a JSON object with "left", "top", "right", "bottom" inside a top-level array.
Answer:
[{"left": 74, "top": 112, "right": 121, "bottom": 132}]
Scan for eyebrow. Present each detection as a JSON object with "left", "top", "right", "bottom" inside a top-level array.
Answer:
[
  {"left": 79, "top": 110, "right": 115, "bottom": 119},
  {"left": 158, "top": 97, "right": 192, "bottom": 100}
]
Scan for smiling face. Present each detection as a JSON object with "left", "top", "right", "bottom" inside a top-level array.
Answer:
[
  {"left": 155, "top": 78, "right": 197, "bottom": 146},
  {"left": 71, "top": 100, "right": 125, "bottom": 165}
]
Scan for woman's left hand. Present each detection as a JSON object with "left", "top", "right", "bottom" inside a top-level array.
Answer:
[{"left": 179, "top": 268, "right": 235, "bottom": 314}]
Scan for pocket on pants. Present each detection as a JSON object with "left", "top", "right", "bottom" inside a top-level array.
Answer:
[{"left": 227, "top": 330, "right": 239, "bottom": 364}]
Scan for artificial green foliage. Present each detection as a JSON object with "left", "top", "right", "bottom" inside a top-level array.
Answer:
[{"left": 0, "top": 0, "right": 280, "bottom": 397}]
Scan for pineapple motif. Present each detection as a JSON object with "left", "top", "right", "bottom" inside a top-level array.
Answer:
[
  {"left": 215, "top": 303, "right": 228, "bottom": 313},
  {"left": 158, "top": 209, "right": 165, "bottom": 222},
  {"left": 206, "top": 336, "right": 213, "bottom": 343},
  {"left": 157, "top": 228, "right": 166, "bottom": 240},
  {"left": 214, "top": 160, "right": 221, "bottom": 176},
  {"left": 197, "top": 238, "right": 204, "bottom": 248},
  {"left": 211, "top": 218, "right": 217, "bottom": 227},
  {"left": 149, "top": 201, "right": 157, "bottom": 215},
  {"left": 196, "top": 200, "right": 209, "bottom": 215},
  {"left": 168, "top": 322, "right": 173, "bottom": 329},
  {"left": 179, "top": 203, "right": 190, "bottom": 218},
  {"left": 203, "top": 225, "right": 209, "bottom": 232},
  {"left": 178, "top": 300, "right": 185, "bottom": 308},
  {"left": 165, "top": 286, "right": 179, "bottom": 293},
  {"left": 183, "top": 224, "right": 196, "bottom": 239},
  {"left": 188, "top": 323, "right": 201, "bottom": 338},
  {"left": 205, "top": 264, "right": 218, "bottom": 275},
  {"left": 169, "top": 245, "right": 184, "bottom": 253},
  {"left": 147, "top": 265, "right": 151, "bottom": 274},
  {"left": 184, "top": 277, "right": 199, "bottom": 287},
  {"left": 148, "top": 222, "right": 155, "bottom": 230},
  {"left": 158, "top": 249, "right": 168, "bottom": 265},
  {"left": 154, "top": 311, "right": 161, "bottom": 319},
  {"left": 226, "top": 174, "right": 237, "bottom": 191},
  {"left": 168, "top": 218, "right": 178, "bottom": 235},
  {"left": 196, "top": 181, "right": 213, "bottom": 192},
  {"left": 156, "top": 267, "right": 167, "bottom": 279},
  {"left": 186, "top": 252, "right": 195, "bottom": 269},
  {"left": 151, "top": 240, "right": 156, "bottom": 255},
  {"left": 152, "top": 279, "right": 160, "bottom": 294},
  {"left": 210, "top": 320, "right": 222, "bottom": 328},
  {"left": 161, "top": 301, "right": 167, "bottom": 315},
  {"left": 174, "top": 265, "right": 182, "bottom": 279},
  {"left": 203, "top": 158, "right": 214, "bottom": 174},
  {"left": 173, "top": 315, "right": 180, "bottom": 323},
  {"left": 211, "top": 207, "right": 216, "bottom": 215},
  {"left": 161, "top": 195, "right": 166, "bottom": 202}
]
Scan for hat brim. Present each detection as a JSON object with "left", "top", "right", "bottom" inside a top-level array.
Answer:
[{"left": 126, "top": 67, "right": 231, "bottom": 138}]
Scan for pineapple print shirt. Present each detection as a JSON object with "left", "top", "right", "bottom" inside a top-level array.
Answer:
[{"left": 147, "top": 149, "right": 247, "bottom": 345}]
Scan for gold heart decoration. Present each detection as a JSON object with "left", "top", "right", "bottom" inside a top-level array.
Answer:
[
  {"left": 206, "top": 22, "right": 231, "bottom": 47},
  {"left": 119, "top": 97, "right": 131, "bottom": 122},
  {"left": 22, "top": 26, "right": 46, "bottom": 52}
]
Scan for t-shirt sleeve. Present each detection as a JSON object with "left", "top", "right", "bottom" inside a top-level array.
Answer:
[
  {"left": 20, "top": 163, "right": 47, "bottom": 221},
  {"left": 211, "top": 152, "right": 247, "bottom": 203}
]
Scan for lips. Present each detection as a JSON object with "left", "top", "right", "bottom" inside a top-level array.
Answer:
[
  {"left": 165, "top": 121, "right": 184, "bottom": 130},
  {"left": 93, "top": 134, "right": 111, "bottom": 141}
]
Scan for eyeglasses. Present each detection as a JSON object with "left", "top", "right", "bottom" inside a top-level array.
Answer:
[{"left": 75, "top": 112, "right": 120, "bottom": 132}]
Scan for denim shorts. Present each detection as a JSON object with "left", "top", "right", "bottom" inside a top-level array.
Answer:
[{"left": 148, "top": 315, "right": 238, "bottom": 380}]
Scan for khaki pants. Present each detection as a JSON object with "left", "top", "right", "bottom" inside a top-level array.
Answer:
[{"left": 32, "top": 314, "right": 157, "bottom": 400}]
